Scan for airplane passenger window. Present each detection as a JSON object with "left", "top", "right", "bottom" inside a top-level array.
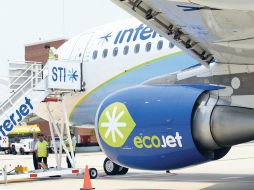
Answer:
[
  {"left": 157, "top": 40, "right": 163, "bottom": 50},
  {"left": 92, "top": 50, "right": 98, "bottom": 60},
  {"left": 169, "top": 42, "right": 174, "bottom": 48},
  {"left": 102, "top": 49, "right": 108, "bottom": 58},
  {"left": 113, "top": 47, "right": 118, "bottom": 57},
  {"left": 146, "top": 42, "right": 152, "bottom": 52},
  {"left": 123, "top": 45, "right": 129, "bottom": 55},
  {"left": 134, "top": 44, "right": 140, "bottom": 54}
]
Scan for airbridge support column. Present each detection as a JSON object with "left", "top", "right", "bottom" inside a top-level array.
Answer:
[
  {"left": 46, "top": 100, "right": 75, "bottom": 169},
  {"left": 59, "top": 122, "right": 64, "bottom": 168},
  {"left": 62, "top": 96, "right": 75, "bottom": 168},
  {"left": 47, "top": 109, "right": 61, "bottom": 169}
]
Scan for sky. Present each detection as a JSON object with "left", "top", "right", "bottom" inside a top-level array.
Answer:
[{"left": 0, "top": 0, "right": 129, "bottom": 97}]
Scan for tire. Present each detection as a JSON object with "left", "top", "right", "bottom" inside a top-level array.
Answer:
[
  {"left": 20, "top": 148, "right": 25, "bottom": 155},
  {"left": 89, "top": 168, "right": 98, "bottom": 179},
  {"left": 103, "top": 157, "right": 120, "bottom": 175},
  {"left": 118, "top": 166, "right": 129, "bottom": 175},
  {"left": 11, "top": 145, "right": 17, "bottom": 155},
  {"left": 4, "top": 149, "right": 10, "bottom": 154}
]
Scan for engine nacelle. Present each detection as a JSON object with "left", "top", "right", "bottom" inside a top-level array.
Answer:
[{"left": 95, "top": 85, "right": 254, "bottom": 170}]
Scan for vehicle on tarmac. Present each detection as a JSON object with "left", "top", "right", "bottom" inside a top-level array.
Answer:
[
  {"left": 11, "top": 138, "right": 34, "bottom": 155},
  {"left": 0, "top": 125, "right": 40, "bottom": 154}
]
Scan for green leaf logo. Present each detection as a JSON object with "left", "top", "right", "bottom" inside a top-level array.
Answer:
[{"left": 98, "top": 102, "right": 136, "bottom": 147}]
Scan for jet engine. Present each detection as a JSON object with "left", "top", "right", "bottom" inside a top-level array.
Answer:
[{"left": 95, "top": 84, "right": 254, "bottom": 170}]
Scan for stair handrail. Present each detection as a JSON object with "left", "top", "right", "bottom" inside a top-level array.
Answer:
[
  {"left": 0, "top": 62, "right": 48, "bottom": 112},
  {"left": 8, "top": 61, "right": 43, "bottom": 90}
]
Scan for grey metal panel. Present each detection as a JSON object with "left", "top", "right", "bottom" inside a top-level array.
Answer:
[
  {"left": 113, "top": 0, "right": 254, "bottom": 65},
  {"left": 211, "top": 106, "right": 254, "bottom": 146},
  {"left": 192, "top": 93, "right": 221, "bottom": 150},
  {"left": 192, "top": 92, "right": 254, "bottom": 151},
  {"left": 146, "top": 72, "right": 254, "bottom": 96}
]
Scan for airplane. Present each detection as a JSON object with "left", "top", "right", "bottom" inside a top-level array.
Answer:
[
  {"left": 92, "top": 0, "right": 254, "bottom": 175},
  {"left": 34, "top": 17, "right": 195, "bottom": 173},
  {"left": 35, "top": 1, "right": 254, "bottom": 175}
]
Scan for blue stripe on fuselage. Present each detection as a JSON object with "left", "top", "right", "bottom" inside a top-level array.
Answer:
[{"left": 71, "top": 53, "right": 197, "bottom": 125}]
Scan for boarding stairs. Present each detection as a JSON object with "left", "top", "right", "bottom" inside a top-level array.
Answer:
[{"left": 0, "top": 60, "right": 84, "bottom": 175}]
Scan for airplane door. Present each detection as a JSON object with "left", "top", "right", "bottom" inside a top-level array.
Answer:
[{"left": 69, "top": 32, "right": 94, "bottom": 62}]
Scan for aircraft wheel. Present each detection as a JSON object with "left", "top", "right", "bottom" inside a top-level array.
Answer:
[
  {"left": 118, "top": 166, "right": 129, "bottom": 175},
  {"left": 89, "top": 168, "right": 98, "bottom": 179},
  {"left": 103, "top": 157, "right": 120, "bottom": 175},
  {"left": 20, "top": 148, "right": 25, "bottom": 155}
]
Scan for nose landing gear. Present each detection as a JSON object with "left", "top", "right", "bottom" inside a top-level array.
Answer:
[{"left": 103, "top": 157, "right": 128, "bottom": 175}]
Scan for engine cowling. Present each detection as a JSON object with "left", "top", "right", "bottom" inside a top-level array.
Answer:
[{"left": 95, "top": 84, "right": 254, "bottom": 170}]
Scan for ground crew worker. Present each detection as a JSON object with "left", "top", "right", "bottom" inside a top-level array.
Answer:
[
  {"left": 35, "top": 134, "right": 49, "bottom": 169},
  {"left": 65, "top": 133, "right": 77, "bottom": 168},
  {"left": 44, "top": 44, "right": 58, "bottom": 60},
  {"left": 32, "top": 133, "right": 38, "bottom": 170}
]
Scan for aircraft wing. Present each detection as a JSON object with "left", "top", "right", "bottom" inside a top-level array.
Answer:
[{"left": 112, "top": 0, "right": 254, "bottom": 67}]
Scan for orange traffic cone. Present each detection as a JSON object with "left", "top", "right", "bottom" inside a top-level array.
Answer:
[{"left": 80, "top": 165, "right": 95, "bottom": 190}]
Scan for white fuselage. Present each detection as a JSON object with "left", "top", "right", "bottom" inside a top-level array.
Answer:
[
  {"left": 35, "top": 18, "right": 254, "bottom": 125},
  {"left": 35, "top": 19, "right": 182, "bottom": 123}
]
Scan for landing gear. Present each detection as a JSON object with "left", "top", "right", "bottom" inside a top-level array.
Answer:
[
  {"left": 118, "top": 166, "right": 129, "bottom": 175},
  {"left": 89, "top": 168, "right": 98, "bottom": 179},
  {"left": 103, "top": 157, "right": 119, "bottom": 175},
  {"left": 103, "top": 157, "right": 128, "bottom": 175}
]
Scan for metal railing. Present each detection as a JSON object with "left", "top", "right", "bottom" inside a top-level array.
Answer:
[
  {"left": 9, "top": 61, "right": 43, "bottom": 91},
  {"left": 0, "top": 61, "right": 47, "bottom": 120}
]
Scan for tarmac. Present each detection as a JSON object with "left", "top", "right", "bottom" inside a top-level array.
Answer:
[{"left": 0, "top": 142, "right": 254, "bottom": 190}]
